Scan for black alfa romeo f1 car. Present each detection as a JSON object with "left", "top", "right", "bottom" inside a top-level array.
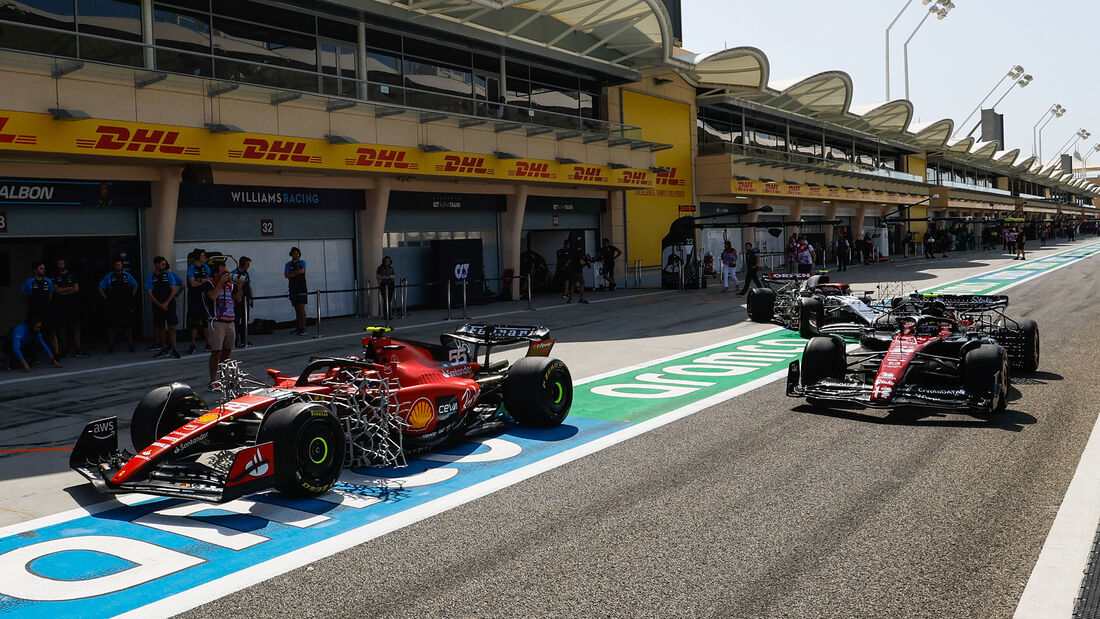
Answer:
[
  {"left": 747, "top": 273, "right": 890, "bottom": 338},
  {"left": 70, "top": 325, "right": 572, "bottom": 502},
  {"left": 787, "top": 295, "right": 1039, "bottom": 416}
]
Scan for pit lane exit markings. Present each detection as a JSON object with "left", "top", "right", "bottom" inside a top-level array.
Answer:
[
  {"left": 3, "top": 242, "right": 1100, "bottom": 618},
  {"left": 924, "top": 241, "right": 1100, "bottom": 295}
]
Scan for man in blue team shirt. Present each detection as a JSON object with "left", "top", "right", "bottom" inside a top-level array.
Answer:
[
  {"left": 186, "top": 249, "right": 211, "bottom": 354},
  {"left": 22, "top": 261, "right": 59, "bottom": 357},
  {"left": 146, "top": 255, "right": 182, "bottom": 359},
  {"left": 5, "top": 316, "right": 62, "bottom": 372},
  {"left": 98, "top": 258, "right": 139, "bottom": 353},
  {"left": 231, "top": 256, "right": 254, "bottom": 347},
  {"left": 285, "top": 247, "right": 308, "bottom": 335}
]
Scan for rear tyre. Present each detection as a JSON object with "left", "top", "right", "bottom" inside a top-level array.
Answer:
[
  {"left": 1017, "top": 319, "right": 1040, "bottom": 374},
  {"left": 747, "top": 287, "right": 776, "bottom": 323},
  {"left": 257, "top": 402, "right": 346, "bottom": 498},
  {"left": 130, "top": 383, "right": 207, "bottom": 451},
  {"left": 963, "top": 344, "right": 1009, "bottom": 414},
  {"left": 797, "top": 297, "right": 825, "bottom": 339},
  {"left": 801, "top": 336, "right": 846, "bottom": 387},
  {"left": 504, "top": 357, "right": 572, "bottom": 428}
]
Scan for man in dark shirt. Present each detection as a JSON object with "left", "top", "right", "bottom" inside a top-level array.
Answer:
[
  {"left": 22, "top": 261, "right": 58, "bottom": 356},
  {"left": 737, "top": 242, "right": 762, "bottom": 296},
  {"left": 52, "top": 258, "right": 87, "bottom": 357},
  {"left": 599, "top": 238, "right": 622, "bottom": 291},
  {"left": 567, "top": 240, "right": 589, "bottom": 304},
  {"left": 98, "top": 258, "right": 139, "bottom": 353},
  {"left": 556, "top": 239, "right": 573, "bottom": 301},
  {"left": 231, "top": 256, "right": 254, "bottom": 346},
  {"left": 186, "top": 249, "right": 211, "bottom": 354},
  {"left": 285, "top": 247, "right": 309, "bottom": 335},
  {"left": 146, "top": 255, "right": 182, "bottom": 359}
]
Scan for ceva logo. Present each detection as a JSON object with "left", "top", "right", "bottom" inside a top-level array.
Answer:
[
  {"left": 345, "top": 147, "right": 419, "bottom": 169},
  {"left": 509, "top": 161, "right": 554, "bottom": 179},
  {"left": 76, "top": 125, "right": 200, "bottom": 155},
  {"left": 436, "top": 155, "right": 493, "bottom": 175},
  {"left": 569, "top": 166, "right": 608, "bottom": 183},
  {"left": 655, "top": 168, "right": 686, "bottom": 186},
  {"left": 0, "top": 117, "right": 36, "bottom": 145},
  {"left": 229, "top": 138, "right": 321, "bottom": 163},
  {"left": 618, "top": 170, "right": 650, "bottom": 186}
]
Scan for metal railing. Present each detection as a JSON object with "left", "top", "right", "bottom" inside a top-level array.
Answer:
[{"left": 698, "top": 141, "right": 926, "bottom": 184}]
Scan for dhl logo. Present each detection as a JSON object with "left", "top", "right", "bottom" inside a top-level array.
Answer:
[
  {"left": 0, "top": 117, "right": 36, "bottom": 145},
  {"left": 228, "top": 138, "right": 320, "bottom": 163},
  {"left": 808, "top": 187, "right": 823, "bottom": 196},
  {"left": 828, "top": 188, "right": 841, "bottom": 197},
  {"left": 735, "top": 180, "right": 756, "bottom": 192},
  {"left": 345, "top": 147, "right": 419, "bottom": 169},
  {"left": 787, "top": 185, "right": 802, "bottom": 195},
  {"left": 435, "top": 155, "right": 493, "bottom": 175},
  {"left": 508, "top": 161, "right": 554, "bottom": 179},
  {"left": 764, "top": 182, "right": 781, "bottom": 194},
  {"left": 76, "top": 125, "right": 198, "bottom": 155},
  {"left": 618, "top": 170, "right": 650, "bottom": 186},
  {"left": 655, "top": 168, "right": 686, "bottom": 186},
  {"left": 569, "top": 166, "right": 608, "bottom": 183}
]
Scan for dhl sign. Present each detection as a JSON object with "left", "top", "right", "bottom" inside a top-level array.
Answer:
[
  {"left": 0, "top": 110, "right": 655, "bottom": 189},
  {"left": 726, "top": 176, "right": 924, "bottom": 205}
]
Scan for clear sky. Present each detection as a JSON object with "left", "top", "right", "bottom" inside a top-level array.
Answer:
[{"left": 681, "top": 0, "right": 1100, "bottom": 167}]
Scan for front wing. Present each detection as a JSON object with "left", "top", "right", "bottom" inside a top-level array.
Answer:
[
  {"left": 69, "top": 417, "right": 276, "bottom": 503},
  {"left": 785, "top": 361, "right": 998, "bottom": 413}
]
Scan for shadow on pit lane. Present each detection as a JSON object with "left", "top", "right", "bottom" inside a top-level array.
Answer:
[
  {"left": 1012, "top": 371, "right": 1064, "bottom": 385},
  {"left": 792, "top": 401, "right": 1038, "bottom": 432}
]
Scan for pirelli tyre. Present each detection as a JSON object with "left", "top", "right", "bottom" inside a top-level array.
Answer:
[
  {"left": 797, "top": 297, "right": 825, "bottom": 339},
  {"left": 257, "top": 402, "right": 346, "bottom": 498},
  {"left": 130, "top": 383, "right": 208, "bottom": 451},
  {"left": 963, "top": 344, "right": 1009, "bottom": 414},
  {"left": 504, "top": 357, "right": 572, "bottom": 428},
  {"left": 747, "top": 287, "right": 776, "bottom": 323},
  {"left": 801, "top": 336, "right": 846, "bottom": 387},
  {"left": 1018, "top": 319, "right": 1040, "bottom": 374}
]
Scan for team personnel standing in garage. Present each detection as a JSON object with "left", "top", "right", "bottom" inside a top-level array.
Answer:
[
  {"left": 231, "top": 256, "right": 254, "bottom": 347},
  {"left": 21, "top": 261, "right": 58, "bottom": 357},
  {"left": 285, "top": 247, "right": 309, "bottom": 335},
  {"left": 146, "top": 256, "right": 182, "bottom": 359},
  {"left": 186, "top": 249, "right": 211, "bottom": 354},
  {"left": 52, "top": 258, "right": 87, "bottom": 358},
  {"left": 97, "top": 258, "right": 139, "bottom": 353}
]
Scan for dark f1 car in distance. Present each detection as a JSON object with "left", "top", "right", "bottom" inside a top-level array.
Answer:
[
  {"left": 70, "top": 325, "right": 572, "bottom": 503},
  {"left": 787, "top": 296, "right": 1039, "bottom": 415},
  {"left": 747, "top": 272, "right": 895, "bottom": 338}
]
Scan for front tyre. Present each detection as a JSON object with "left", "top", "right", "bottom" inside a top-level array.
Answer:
[
  {"left": 963, "top": 344, "right": 1009, "bottom": 414},
  {"left": 797, "top": 297, "right": 825, "bottom": 339},
  {"left": 801, "top": 336, "right": 846, "bottom": 387},
  {"left": 1017, "top": 319, "right": 1040, "bottom": 373},
  {"left": 504, "top": 357, "right": 572, "bottom": 427},
  {"left": 130, "top": 383, "right": 207, "bottom": 451},
  {"left": 257, "top": 402, "right": 346, "bottom": 498},
  {"left": 747, "top": 287, "right": 776, "bottom": 323}
]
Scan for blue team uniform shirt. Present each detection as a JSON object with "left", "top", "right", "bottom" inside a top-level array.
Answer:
[
  {"left": 144, "top": 271, "right": 182, "bottom": 290},
  {"left": 10, "top": 324, "right": 52, "bottom": 361},
  {"left": 98, "top": 271, "right": 139, "bottom": 297}
]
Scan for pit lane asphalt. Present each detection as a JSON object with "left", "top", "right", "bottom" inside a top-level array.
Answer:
[{"left": 162, "top": 242, "right": 1100, "bottom": 619}]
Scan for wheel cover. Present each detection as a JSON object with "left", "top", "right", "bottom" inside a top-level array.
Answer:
[{"left": 297, "top": 419, "right": 339, "bottom": 481}]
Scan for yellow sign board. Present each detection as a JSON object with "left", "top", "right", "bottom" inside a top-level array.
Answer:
[
  {"left": 729, "top": 178, "right": 923, "bottom": 205},
  {"left": 0, "top": 110, "right": 655, "bottom": 189}
]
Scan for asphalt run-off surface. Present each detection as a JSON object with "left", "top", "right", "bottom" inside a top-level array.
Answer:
[{"left": 1, "top": 240, "right": 1099, "bottom": 617}]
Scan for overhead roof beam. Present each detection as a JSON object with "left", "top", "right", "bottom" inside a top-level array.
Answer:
[
  {"left": 505, "top": 0, "right": 569, "bottom": 35},
  {"left": 546, "top": 0, "right": 620, "bottom": 47},
  {"left": 581, "top": 14, "right": 648, "bottom": 55}
]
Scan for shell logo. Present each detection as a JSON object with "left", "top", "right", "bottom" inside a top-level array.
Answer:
[
  {"left": 407, "top": 398, "right": 435, "bottom": 431},
  {"left": 197, "top": 413, "right": 220, "bottom": 423}
]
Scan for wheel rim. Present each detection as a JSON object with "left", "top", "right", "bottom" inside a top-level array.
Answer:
[
  {"left": 544, "top": 369, "right": 569, "bottom": 414},
  {"left": 297, "top": 419, "right": 339, "bottom": 481}
]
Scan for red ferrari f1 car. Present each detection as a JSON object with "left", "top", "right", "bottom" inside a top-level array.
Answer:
[
  {"left": 786, "top": 295, "right": 1039, "bottom": 415},
  {"left": 70, "top": 325, "right": 572, "bottom": 502}
]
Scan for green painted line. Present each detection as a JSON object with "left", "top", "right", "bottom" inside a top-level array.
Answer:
[
  {"left": 574, "top": 328, "right": 807, "bottom": 424},
  {"left": 924, "top": 241, "right": 1100, "bottom": 295}
]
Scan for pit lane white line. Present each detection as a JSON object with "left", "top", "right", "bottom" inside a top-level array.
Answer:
[{"left": 0, "top": 289, "right": 672, "bottom": 387}]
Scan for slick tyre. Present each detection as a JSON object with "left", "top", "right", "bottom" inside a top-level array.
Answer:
[
  {"left": 257, "top": 402, "right": 346, "bottom": 498},
  {"left": 504, "top": 357, "right": 572, "bottom": 428},
  {"left": 797, "top": 297, "right": 825, "bottom": 339},
  {"left": 858, "top": 329, "right": 891, "bottom": 351},
  {"left": 1018, "top": 319, "right": 1040, "bottom": 374},
  {"left": 130, "top": 383, "right": 207, "bottom": 451},
  {"left": 747, "top": 287, "right": 776, "bottom": 323},
  {"left": 963, "top": 344, "right": 1009, "bottom": 414},
  {"left": 801, "top": 336, "right": 846, "bottom": 387}
]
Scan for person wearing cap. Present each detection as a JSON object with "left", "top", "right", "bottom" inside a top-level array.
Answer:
[
  {"left": 203, "top": 258, "right": 243, "bottom": 391},
  {"left": 285, "top": 247, "right": 308, "bottom": 335},
  {"left": 146, "top": 255, "right": 182, "bottom": 359}
]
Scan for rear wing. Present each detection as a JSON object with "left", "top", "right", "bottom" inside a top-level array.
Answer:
[{"left": 451, "top": 324, "right": 555, "bottom": 361}]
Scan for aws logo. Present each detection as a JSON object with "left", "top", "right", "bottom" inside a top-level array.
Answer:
[
  {"left": 76, "top": 126, "right": 199, "bottom": 155},
  {"left": 655, "top": 168, "right": 685, "bottom": 186},
  {"left": 436, "top": 155, "right": 493, "bottom": 175},
  {"left": 228, "top": 138, "right": 320, "bottom": 163},
  {"left": 618, "top": 170, "right": 650, "bottom": 186},
  {"left": 0, "top": 117, "right": 36, "bottom": 145},
  {"left": 509, "top": 161, "right": 554, "bottom": 179},
  {"left": 345, "top": 147, "right": 419, "bottom": 169},
  {"left": 569, "top": 166, "right": 608, "bottom": 183}
]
